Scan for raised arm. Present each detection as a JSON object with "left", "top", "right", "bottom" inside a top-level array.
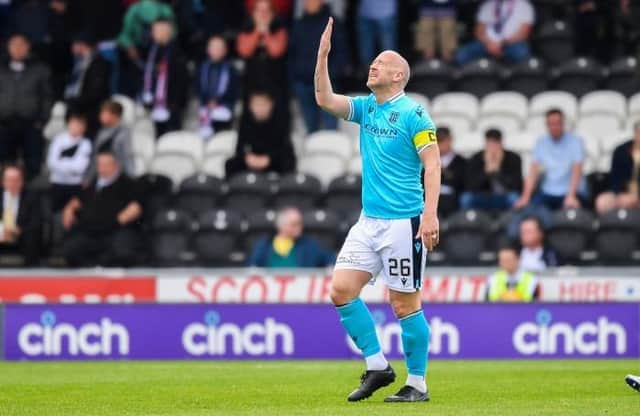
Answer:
[{"left": 314, "top": 17, "right": 350, "bottom": 119}]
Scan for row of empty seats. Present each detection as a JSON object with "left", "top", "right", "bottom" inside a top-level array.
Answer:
[
  {"left": 410, "top": 55, "right": 638, "bottom": 99},
  {"left": 149, "top": 205, "right": 640, "bottom": 267}
]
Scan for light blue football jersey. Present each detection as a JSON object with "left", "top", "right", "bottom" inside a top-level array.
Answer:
[{"left": 346, "top": 91, "right": 437, "bottom": 219}]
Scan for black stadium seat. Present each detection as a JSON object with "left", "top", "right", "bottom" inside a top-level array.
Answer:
[
  {"left": 502, "top": 57, "right": 548, "bottom": 98},
  {"left": 594, "top": 208, "right": 640, "bottom": 264},
  {"left": 272, "top": 173, "right": 322, "bottom": 210},
  {"left": 455, "top": 58, "right": 501, "bottom": 98},
  {"left": 224, "top": 172, "right": 273, "bottom": 216},
  {"left": 546, "top": 208, "right": 595, "bottom": 264},
  {"left": 551, "top": 57, "right": 604, "bottom": 97},
  {"left": 605, "top": 56, "right": 639, "bottom": 97},
  {"left": 137, "top": 173, "right": 174, "bottom": 222},
  {"left": 303, "top": 209, "right": 341, "bottom": 251},
  {"left": 325, "top": 174, "right": 362, "bottom": 216},
  {"left": 407, "top": 59, "right": 452, "bottom": 99},
  {"left": 534, "top": 20, "right": 574, "bottom": 65},
  {"left": 151, "top": 209, "right": 194, "bottom": 266},
  {"left": 174, "top": 174, "right": 225, "bottom": 216},
  {"left": 193, "top": 209, "right": 244, "bottom": 266},
  {"left": 244, "top": 209, "right": 278, "bottom": 252},
  {"left": 440, "top": 209, "right": 493, "bottom": 265}
]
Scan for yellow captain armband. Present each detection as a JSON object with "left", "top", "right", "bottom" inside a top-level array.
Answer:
[{"left": 413, "top": 130, "right": 437, "bottom": 152}]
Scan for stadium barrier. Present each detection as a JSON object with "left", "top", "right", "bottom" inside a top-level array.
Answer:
[
  {"left": 2, "top": 303, "right": 638, "bottom": 361},
  {"left": 1, "top": 268, "right": 639, "bottom": 303}
]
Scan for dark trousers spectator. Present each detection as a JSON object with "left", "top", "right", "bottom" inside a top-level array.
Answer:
[
  {"left": 63, "top": 227, "right": 141, "bottom": 267},
  {"left": 0, "top": 119, "right": 43, "bottom": 180},
  {"left": 460, "top": 192, "right": 519, "bottom": 211},
  {"left": 456, "top": 41, "right": 530, "bottom": 65},
  {"left": 357, "top": 16, "right": 397, "bottom": 67},
  {"left": 294, "top": 82, "right": 337, "bottom": 133},
  {"left": 0, "top": 227, "right": 41, "bottom": 266}
]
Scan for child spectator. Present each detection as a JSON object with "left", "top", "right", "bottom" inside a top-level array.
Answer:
[{"left": 47, "top": 112, "right": 92, "bottom": 211}]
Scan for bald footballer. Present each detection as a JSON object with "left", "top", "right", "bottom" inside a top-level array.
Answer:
[{"left": 315, "top": 18, "right": 441, "bottom": 402}]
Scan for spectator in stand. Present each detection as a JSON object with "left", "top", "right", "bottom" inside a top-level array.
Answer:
[
  {"left": 64, "top": 33, "right": 112, "bottom": 139},
  {"left": 414, "top": 0, "right": 457, "bottom": 62},
  {"left": 196, "top": 35, "right": 238, "bottom": 139},
  {"left": 518, "top": 216, "right": 557, "bottom": 272},
  {"left": 0, "top": 33, "right": 52, "bottom": 181},
  {"left": 515, "top": 109, "right": 587, "bottom": 211},
  {"left": 62, "top": 151, "right": 143, "bottom": 267},
  {"left": 248, "top": 206, "right": 336, "bottom": 267},
  {"left": 86, "top": 100, "right": 134, "bottom": 182},
  {"left": 460, "top": 128, "right": 522, "bottom": 210},
  {"left": 237, "top": 0, "right": 289, "bottom": 103},
  {"left": 226, "top": 90, "right": 295, "bottom": 177},
  {"left": 117, "top": 0, "right": 175, "bottom": 96},
  {"left": 0, "top": 165, "right": 41, "bottom": 265},
  {"left": 595, "top": 121, "right": 640, "bottom": 214},
  {"left": 139, "top": 18, "right": 188, "bottom": 137},
  {"left": 456, "top": 0, "right": 534, "bottom": 66},
  {"left": 436, "top": 126, "right": 466, "bottom": 217},
  {"left": 47, "top": 112, "right": 92, "bottom": 212},
  {"left": 486, "top": 243, "right": 539, "bottom": 302},
  {"left": 356, "top": 0, "right": 398, "bottom": 70},
  {"left": 293, "top": 0, "right": 346, "bottom": 19},
  {"left": 8, "top": 0, "right": 73, "bottom": 98},
  {"left": 290, "top": 0, "right": 347, "bottom": 133}
]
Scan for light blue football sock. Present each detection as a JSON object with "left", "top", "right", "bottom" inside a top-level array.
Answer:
[
  {"left": 336, "top": 298, "right": 381, "bottom": 358},
  {"left": 399, "top": 310, "right": 430, "bottom": 376}
]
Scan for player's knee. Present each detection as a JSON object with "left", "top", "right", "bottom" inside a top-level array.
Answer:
[
  {"left": 329, "top": 284, "right": 350, "bottom": 306},
  {"left": 391, "top": 297, "right": 419, "bottom": 318},
  {"left": 329, "top": 280, "right": 357, "bottom": 306}
]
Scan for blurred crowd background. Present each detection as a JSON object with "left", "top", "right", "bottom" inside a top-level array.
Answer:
[{"left": 0, "top": 0, "right": 639, "bottom": 270}]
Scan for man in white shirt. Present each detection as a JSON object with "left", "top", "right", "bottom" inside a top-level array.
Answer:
[
  {"left": 0, "top": 165, "right": 41, "bottom": 265},
  {"left": 47, "top": 112, "right": 92, "bottom": 211},
  {"left": 456, "top": 0, "right": 534, "bottom": 65}
]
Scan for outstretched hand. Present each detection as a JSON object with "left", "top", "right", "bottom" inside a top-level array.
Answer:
[{"left": 318, "top": 17, "right": 333, "bottom": 57}]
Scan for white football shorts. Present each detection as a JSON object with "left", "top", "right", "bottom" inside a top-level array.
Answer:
[{"left": 334, "top": 214, "right": 427, "bottom": 293}]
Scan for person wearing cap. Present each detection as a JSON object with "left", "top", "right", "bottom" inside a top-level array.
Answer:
[
  {"left": 460, "top": 128, "right": 522, "bottom": 210},
  {"left": 64, "top": 33, "right": 112, "bottom": 139}
]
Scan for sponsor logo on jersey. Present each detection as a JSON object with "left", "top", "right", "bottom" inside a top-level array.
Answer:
[{"left": 363, "top": 123, "right": 398, "bottom": 138}]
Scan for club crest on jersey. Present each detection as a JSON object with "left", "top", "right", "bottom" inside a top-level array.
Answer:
[{"left": 389, "top": 111, "right": 399, "bottom": 123}]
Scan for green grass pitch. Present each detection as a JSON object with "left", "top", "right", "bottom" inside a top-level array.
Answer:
[{"left": 0, "top": 360, "right": 638, "bottom": 415}]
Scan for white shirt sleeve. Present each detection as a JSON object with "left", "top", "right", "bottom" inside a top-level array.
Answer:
[
  {"left": 48, "top": 138, "right": 92, "bottom": 175},
  {"left": 477, "top": 1, "right": 494, "bottom": 25},
  {"left": 518, "top": 0, "right": 535, "bottom": 25}
]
